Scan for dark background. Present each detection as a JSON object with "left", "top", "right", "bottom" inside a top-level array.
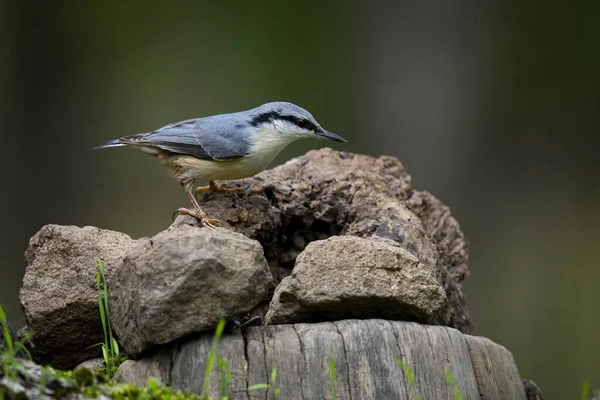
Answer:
[{"left": 1, "top": 1, "right": 598, "bottom": 397}]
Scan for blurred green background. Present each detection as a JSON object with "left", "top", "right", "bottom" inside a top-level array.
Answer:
[{"left": 1, "top": 1, "right": 598, "bottom": 397}]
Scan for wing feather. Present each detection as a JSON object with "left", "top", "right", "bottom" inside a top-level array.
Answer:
[{"left": 120, "top": 117, "right": 251, "bottom": 161}]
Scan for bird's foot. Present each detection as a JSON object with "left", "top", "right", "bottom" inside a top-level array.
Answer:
[
  {"left": 176, "top": 207, "right": 222, "bottom": 229},
  {"left": 196, "top": 181, "right": 246, "bottom": 196}
]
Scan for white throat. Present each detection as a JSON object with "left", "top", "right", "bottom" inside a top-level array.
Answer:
[{"left": 251, "top": 124, "right": 302, "bottom": 164}]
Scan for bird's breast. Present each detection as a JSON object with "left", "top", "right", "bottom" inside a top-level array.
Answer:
[{"left": 165, "top": 130, "right": 295, "bottom": 182}]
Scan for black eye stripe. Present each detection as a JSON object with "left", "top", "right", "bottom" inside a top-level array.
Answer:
[
  {"left": 250, "top": 111, "right": 281, "bottom": 126},
  {"left": 250, "top": 111, "right": 319, "bottom": 131},
  {"left": 280, "top": 115, "right": 318, "bottom": 131}
]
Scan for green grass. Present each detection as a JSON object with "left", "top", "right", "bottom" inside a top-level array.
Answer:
[
  {"left": 443, "top": 369, "right": 463, "bottom": 400},
  {"left": 0, "top": 304, "right": 32, "bottom": 380},
  {"left": 396, "top": 359, "right": 466, "bottom": 400},
  {"left": 95, "top": 258, "right": 124, "bottom": 379},
  {"left": 582, "top": 378, "right": 590, "bottom": 400},
  {"left": 201, "top": 319, "right": 226, "bottom": 399},
  {"left": 4, "top": 255, "right": 598, "bottom": 400},
  {"left": 217, "top": 357, "right": 231, "bottom": 399},
  {"left": 247, "top": 365, "right": 280, "bottom": 398},
  {"left": 329, "top": 348, "right": 337, "bottom": 400},
  {"left": 396, "top": 359, "right": 422, "bottom": 400}
]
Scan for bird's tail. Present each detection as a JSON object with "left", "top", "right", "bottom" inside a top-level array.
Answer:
[{"left": 93, "top": 139, "right": 126, "bottom": 150}]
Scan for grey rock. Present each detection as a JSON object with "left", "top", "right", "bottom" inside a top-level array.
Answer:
[
  {"left": 73, "top": 358, "right": 105, "bottom": 374},
  {"left": 179, "top": 148, "right": 471, "bottom": 332},
  {"left": 265, "top": 236, "right": 449, "bottom": 325},
  {"left": 114, "top": 359, "right": 163, "bottom": 387},
  {"left": 120, "top": 320, "right": 526, "bottom": 400},
  {"left": 0, "top": 357, "right": 102, "bottom": 400},
  {"left": 19, "top": 225, "right": 134, "bottom": 369},
  {"left": 110, "top": 224, "right": 272, "bottom": 356}
]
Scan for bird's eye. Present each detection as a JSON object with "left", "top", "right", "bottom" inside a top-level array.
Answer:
[{"left": 298, "top": 119, "right": 312, "bottom": 130}]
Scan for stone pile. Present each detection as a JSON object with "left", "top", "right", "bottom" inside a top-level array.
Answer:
[
  {"left": 20, "top": 149, "right": 471, "bottom": 367},
  {"left": 15, "top": 149, "right": 536, "bottom": 400}
]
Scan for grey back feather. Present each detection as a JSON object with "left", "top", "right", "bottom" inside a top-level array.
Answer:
[{"left": 120, "top": 115, "right": 254, "bottom": 161}]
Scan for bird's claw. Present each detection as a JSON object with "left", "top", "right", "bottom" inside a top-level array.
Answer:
[{"left": 176, "top": 208, "right": 222, "bottom": 229}]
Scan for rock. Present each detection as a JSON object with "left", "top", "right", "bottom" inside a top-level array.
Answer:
[
  {"left": 588, "top": 389, "right": 600, "bottom": 400},
  {"left": 114, "top": 359, "right": 163, "bottom": 387},
  {"left": 110, "top": 224, "right": 272, "bottom": 356},
  {"left": 73, "top": 358, "right": 105, "bottom": 374},
  {"left": 0, "top": 357, "right": 102, "bottom": 400},
  {"left": 265, "top": 236, "right": 449, "bottom": 325},
  {"left": 19, "top": 148, "right": 471, "bottom": 370},
  {"left": 179, "top": 148, "right": 471, "bottom": 332},
  {"left": 115, "top": 320, "right": 526, "bottom": 400},
  {"left": 19, "top": 225, "right": 135, "bottom": 369}
]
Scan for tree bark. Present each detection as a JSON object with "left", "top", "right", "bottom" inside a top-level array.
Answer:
[{"left": 115, "top": 320, "right": 525, "bottom": 400}]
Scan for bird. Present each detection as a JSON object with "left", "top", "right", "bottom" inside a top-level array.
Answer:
[{"left": 95, "top": 101, "right": 347, "bottom": 228}]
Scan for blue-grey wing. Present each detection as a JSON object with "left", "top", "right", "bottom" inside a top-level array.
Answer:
[{"left": 121, "top": 117, "right": 251, "bottom": 161}]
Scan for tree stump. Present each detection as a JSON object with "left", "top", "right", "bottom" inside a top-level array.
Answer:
[{"left": 115, "top": 320, "right": 525, "bottom": 400}]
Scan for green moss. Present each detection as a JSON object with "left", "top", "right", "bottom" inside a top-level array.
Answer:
[{"left": 104, "top": 378, "right": 204, "bottom": 400}]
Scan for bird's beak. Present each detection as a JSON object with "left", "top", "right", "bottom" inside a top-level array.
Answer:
[{"left": 315, "top": 128, "right": 347, "bottom": 143}]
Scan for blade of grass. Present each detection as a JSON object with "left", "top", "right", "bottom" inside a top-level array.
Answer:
[
  {"left": 99, "top": 260, "right": 118, "bottom": 369},
  {"left": 202, "top": 319, "right": 226, "bottom": 397},
  {"left": 96, "top": 268, "right": 108, "bottom": 346},
  {"left": 218, "top": 357, "right": 231, "bottom": 399},
  {"left": 271, "top": 366, "right": 277, "bottom": 384},
  {"left": 582, "top": 378, "right": 590, "bottom": 400},
  {"left": 329, "top": 349, "right": 337, "bottom": 400},
  {"left": 0, "top": 305, "right": 14, "bottom": 358},
  {"left": 443, "top": 369, "right": 463, "bottom": 400},
  {"left": 396, "top": 359, "right": 422, "bottom": 400},
  {"left": 248, "top": 383, "right": 270, "bottom": 391},
  {"left": 14, "top": 343, "right": 32, "bottom": 362}
]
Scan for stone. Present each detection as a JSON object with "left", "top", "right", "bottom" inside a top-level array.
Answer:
[
  {"left": 73, "top": 358, "right": 105, "bottom": 374},
  {"left": 115, "top": 320, "right": 526, "bottom": 399},
  {"left": 110, "top": 224, "right": 272, "bottom": 356},
  {"left": 114, "top": 359, "right": 163, "bottom": 387},
  {"left": 177, "top": 148, "right": 471, "bottom": 332},
  {"left": 265, "top": 236, "right": 449, "bottom": 325},
  {"left": 0, "top": 357, "right": 104, "bottom": 400},
  {"left": 19, "top": 225, "right": 134, "bottom": 369}
]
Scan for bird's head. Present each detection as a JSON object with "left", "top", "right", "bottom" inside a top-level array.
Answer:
[{"left": 249, "top": 102, "right": 347, "bottom": 143}]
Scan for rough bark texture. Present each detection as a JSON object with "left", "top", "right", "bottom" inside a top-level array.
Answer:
[
  {"left": 110, "top": 224, "right": 273, "bottom": 356},
  {"left": 177, "top": 148, "right": 472, "bottom": 332},
  {"left": 19, "top": 225, "right": 135, "bottom": 369},
  {"left": 115, "top": 320, "right": 525, "bottom": 400}
]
